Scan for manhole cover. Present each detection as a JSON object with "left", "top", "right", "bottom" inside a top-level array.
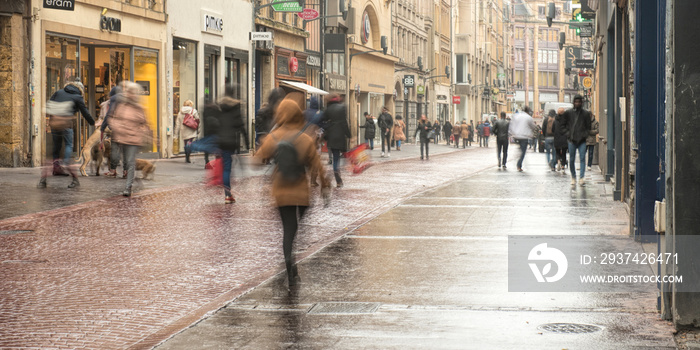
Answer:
[
  {"left": 538, "top": 323, "right": 603, "bottom": 334},
  {"left": 308, "top": 302, "right": 380, "bottom": 314},
  {"left": 0, "top": 230, "right": 33, "bottom": 235}
]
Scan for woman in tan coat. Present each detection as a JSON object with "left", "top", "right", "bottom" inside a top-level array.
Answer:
[
  {"left": 452, "top": 122, "right": 462, "bottom": 148},
  {"left": 460, "top": 121, "right": 470, "bottom": 148},
  {"left": 255, "top": 97, "right": 330, "bottom": 288},
  {"left": 392, "top": 116, "right": 406, "bottom": 150},
  {"left": 110, "top": 82, "right": 149, "bottom": 196}
]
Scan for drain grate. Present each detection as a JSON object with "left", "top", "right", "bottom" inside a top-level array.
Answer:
[
  {"left": 308, "top": 302, "right": 380, "bottom": 314},
  {"left": 538, "top": 323, "right": 603, "bottom": 334},
  {"left": 0, "top": 230, "right": 33, "bottom": 235}
]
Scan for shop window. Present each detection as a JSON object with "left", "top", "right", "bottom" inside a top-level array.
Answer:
[
  {"left": 134, "top": 48, "right": 159, "bottom": 153},
  {"left": 173, "top": 38, "right": 197, "bottom": 154}
]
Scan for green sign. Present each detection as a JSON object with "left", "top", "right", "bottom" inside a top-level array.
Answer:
[
  {"left": 271, "top": 0, "right": 303, "bottom": 12},
  {"left": 417, "top": 85, "right": 425, "bottom": 95}
]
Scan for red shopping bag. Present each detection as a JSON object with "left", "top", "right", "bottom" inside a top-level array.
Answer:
[
  {"left": 345, "top": 143, "right": 373, "bottom": 174},
  {"left": 205, "top": 158, "right": 223, "bottom": 186}
]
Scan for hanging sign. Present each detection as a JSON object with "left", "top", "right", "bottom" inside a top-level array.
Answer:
[
  {"left": 297, "top": 8, "right": 319, "bottom": 20},
  {"left": 289, "top": 57, "right": 299, "bottom": 74}
]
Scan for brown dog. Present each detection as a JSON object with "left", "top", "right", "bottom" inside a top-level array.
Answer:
[
  {"left": 135, "top": 159, "right": 156, "bottom": 179},
  {"left": 76, "top": 129, "right": 104, "bottom": 176}
]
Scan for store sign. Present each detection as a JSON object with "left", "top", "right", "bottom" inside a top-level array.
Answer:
[
  {"left": 100, "top": 15, "right": 122, "bottom": 32},
  {"left": 289, "top": 57, "right": 299, "bottom": 73},
  {"left": 271, "top": 0, "right": 303, "bottom": 12},
  {"left": 361, "top": 11, "right": 371, "bottom": 44},
  {"left": 575, "top": 59, "right": 595, "bottom": 69},
  {"left": 582, "top": 76, "right": 593, "bottom": 89},
  {"left": 325, "top": 34, "right": 346, "bottom": 54},
  {"left": 307, "top": 55, "right": 321, "bottom": 67},
  {"left": 43, "top": 0, "right": 74, "bottom": 11},
  {"left": 579, "top": 23, "right": 593, "bottom": 38},
  {"left": 328, "top": 77, "right": 347, "bottom": 91},
  {"left": 403, "top": 75, "right": 415, "bottom": 88},
  {"left": 565, "top": 47, "right": 581, "bottom": 69},
  {"left": 297, "top": 8, "right": 319, "bottom": 20},
  {"left": 250, "top": 32, "right": 273, "bottom": 41},
  {"left": 452, "top": 96, "right": 461, "bottom": 104},
  {"left": 417, "top": 85, "right": 425, "bottom": 95},
  {"left": 202, "top": 11, "right": 224, "bottom": 36}
]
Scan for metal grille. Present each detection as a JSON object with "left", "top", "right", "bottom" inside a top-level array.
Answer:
[
  {"left": 538, "top": 323, "right": 602, "bottom": 334},
  {"left": 307, "top": 302, "right": 380, "bottom": 314},
  {"left": 0, "top": 230, "right": 33, "bottom": 235}
]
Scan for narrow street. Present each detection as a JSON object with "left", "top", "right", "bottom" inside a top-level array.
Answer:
[{"left": 0, "top": 143, "right": 676, "bottom": 349}]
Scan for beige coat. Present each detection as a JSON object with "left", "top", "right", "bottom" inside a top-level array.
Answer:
[
  {"left": 110, "top": 102, "right": 148, "bottom": 146},
  {"left": 393, "top": 120, "right": 406, "bottom": 141},
  {"left": 255, "top": 98, "right": 329, "bottom": 207},
  {"left": 175, "top": 106, "right": 200, "bottom": 140},
  {"left": 460, "top": 123, "right": 470, "bottom": 139}
]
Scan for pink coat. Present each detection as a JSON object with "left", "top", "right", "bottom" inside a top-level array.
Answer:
[{"left": 110, "top": 102, "right": 149, "bottom": 146}]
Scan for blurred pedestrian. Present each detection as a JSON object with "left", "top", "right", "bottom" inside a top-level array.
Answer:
[
  {"left": 100, "top": 84, "right": 124, "bottom": 177},
  {"left": 586, "top": 113, "right": 599, "bottom": 171},
  {"left": 393, "top": 115, "right": 406, "bottom": 151},
  {"left": 482, "top": 119, "right": 491, "bottom": 148},
  {"left": 255, "top": 88, "right": 286, "bottom": 146},
  {"left": 175, "top": 100, "right": 200, "bottom": 163},
  {"left": 562, "top": 94, "right": 592, "bottom": 186},
  {"left": 452, "top": 121, "right": 461, "bottom": 148},
  {"left": 443, "top": 120, "right": 453, "bottom": 145},
  {"left": 322, "top": 94, "right": 351, "bottom": 187},
  {"left": 492, "top": 112, "right": 510, "bottom": 168},
  {"left": 255, "top": 97, "right": 331, "bottom": 288},
  {"left": 554, "top": 107, "right": 569, "bottom": 173},
  {"left": 468, "top": 121, "right": 475, "bottom": 146},
  {"left": 359, "top": 112, "right": 376, "bottom": 150},
  {"left": 39, "top": 81, "right": 95, "bottom": 188},
  {"left": 215, "top": 85, "right": 250, "bottom": 203},
  {"left": 509, "top": 106, "right": 536, "bottom": 172},
  {"left": 461, "top": 120, "right": 470, "bottom": 148},
  {"left": 432, "top": 120, "right": 441, "bottom": 144},
  {"left": 109, "top": 82, "right": 150, "bottom": 196},
  {"left": 477, "top": 122, "right": 484, "bottom": 147},
  {"left": 417, "top": 115, "right": 432, "bottom": 160},
  {"left": 377, "top": 107, "right": 393, "bottom": 157},
  {"left": 542, "top": 109, "right": 557, "bottom": 171}
]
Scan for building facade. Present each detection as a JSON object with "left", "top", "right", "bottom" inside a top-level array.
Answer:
[{"left": 166, "top": 0, "right": 252, "bottom": 157}]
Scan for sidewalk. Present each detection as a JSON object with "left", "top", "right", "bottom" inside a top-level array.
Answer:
[
  {"left": 157, "top": 150, "right": 676, "bottom": 349},
  {"left": 0, "top": 141, "right": 463, "bottom": 221}
]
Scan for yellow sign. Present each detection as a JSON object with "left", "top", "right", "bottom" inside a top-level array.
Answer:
[
  {"left": 582, "top": 76, "right": 593, "bottom": 89},
  {"left": 572, "top": 8, "right": 581, "bottom": 20}
]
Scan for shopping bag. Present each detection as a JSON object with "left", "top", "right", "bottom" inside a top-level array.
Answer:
[
  {"left": 205, "top": 158, "right": 223, "bottom": 186},
  {"left": 345, "top": 143, "right": 373, "bottom": 174}
]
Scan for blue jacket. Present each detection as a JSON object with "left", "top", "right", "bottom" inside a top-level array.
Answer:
[{"left": 49, "top": 84, "right": 94, "bottom": 126}]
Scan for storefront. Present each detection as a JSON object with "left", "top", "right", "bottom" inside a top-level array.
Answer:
[
  {"left": 35, "top": 4, "right": 167, "bottom": 164},
  {"left": 166, "top": 2, "right": 252, "bottom": 156}
]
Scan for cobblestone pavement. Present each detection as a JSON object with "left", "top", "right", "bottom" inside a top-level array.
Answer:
[{"left": 0, "top": 142, "right": 488, "bottom": 349}]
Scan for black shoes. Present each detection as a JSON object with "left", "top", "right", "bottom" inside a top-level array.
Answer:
[
  {"left": 122, "top": 187, "right": 132, "bottom": 197},
  {"left": 68, "top": 178, "right": 80, "bottom": 188},
  {"left": 287, "top": 265, "right": 300, "bottom": 287}
]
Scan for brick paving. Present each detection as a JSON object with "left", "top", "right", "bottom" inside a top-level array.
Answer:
[{"left": 0, "top": 144, "right": 494, "bottom": 349}]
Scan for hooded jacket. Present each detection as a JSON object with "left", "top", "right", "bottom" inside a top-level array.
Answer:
[
  {"left": 175, "top": 105, "right": 200, "bottom": 141},
  {"left": 360, "top": 117, "right": 376, "bottom": 140},
  {"left": 586, "top": 116, "right": 599, "bottom": 146},
  {"left": 322, "top": 100, "right": 351, "bottom": 151},
  {"left": 255, "top": 98, "right": 329, "bottom": 207},
  {"left": 443, "top": 121, "right": 453, "bottom": 136},
  {"left": 255, "top": 88, "right": 286, "bottom": 134},
  {"left": 562, "top": 94, "right": 592, "bottom": 145},
  {"left": 216, "top": 97, "right": 249, "bottom": 152},
  {"left": 377, "top": 111, "right": 393, "bottom": 133},
  {"left": 48, "top": 83, "right": 95, "bottom": 126},
  {"left": 304, "top": 96, "right": 323, "bottom": 127},
  {"left": 509, "top": 111, "right": 536, "bottom": 140}
]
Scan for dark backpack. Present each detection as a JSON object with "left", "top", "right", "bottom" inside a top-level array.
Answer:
[{"left": 273, "top": 124, "right": 310, "bottom": 183}]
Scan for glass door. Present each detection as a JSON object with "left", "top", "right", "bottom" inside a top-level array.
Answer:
[{"left": 204, "top": 45, "right": 220, "bottom": 105}]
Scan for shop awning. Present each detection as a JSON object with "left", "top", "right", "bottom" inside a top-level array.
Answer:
[{"left": 280, "top": 80, "right": 328, "bottom": 95}]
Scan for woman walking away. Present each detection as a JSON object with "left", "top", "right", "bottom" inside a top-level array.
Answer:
[
  {"left": 432, "top": 120, "right": 441, "bottom": 144},
  {"left": 554, "top": 107, "right": 569, "bottom": 174},
  {"left": 175, "top": 100, "right": 200, "bottom": 163},
  {"left": 417, "top": 115, "right": 432, "bottom": 160},
  {"left": 452, "top": 121, "right": 461, "bottom": 148},
  {"left": 255, "top": 97, "right": 330, "bottom": 289},
  {"left": 461, "top": 120, "right": 470, "bottom": 148},
  {"left": 393, "top": 116, "right": 406, "bottom": 150},
  {"left": 322, "top": 94, "right": 351, "bottom": 187},
  {"left": 109, "top": 82, "right": 150, "bottom": 197},
  {"left": 216, "top": 85, "right": 250, "bottom": 203}
]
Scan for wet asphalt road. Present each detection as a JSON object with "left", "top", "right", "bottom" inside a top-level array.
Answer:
[{"left": 0, "top": 142, "right": 676, "bottom": 349}]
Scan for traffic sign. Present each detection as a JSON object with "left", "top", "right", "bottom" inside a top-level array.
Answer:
[
  {"left": 582, "top": 76, "right": 593, "bottom": 89},
  {"left": 271, "top": 0, "right": 303, "bottom": 12},
  {"left": 297, "top": 8, "right": 319, "bottom": 20}
]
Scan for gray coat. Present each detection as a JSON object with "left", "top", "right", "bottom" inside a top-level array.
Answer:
[{"left": 586, "top": 118, "right": 599, "bottom": 146}]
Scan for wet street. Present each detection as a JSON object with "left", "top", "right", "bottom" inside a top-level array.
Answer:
[{"left": 0, "top": 143, "right": 676, "bottom": 349}]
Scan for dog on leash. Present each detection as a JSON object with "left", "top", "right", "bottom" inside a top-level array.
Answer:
[
  {"left": 76, "top": 128, "right": 106, "bottom": 176},
  {"left": 135, "top": 159, "right": 157, "bottom": 179}
]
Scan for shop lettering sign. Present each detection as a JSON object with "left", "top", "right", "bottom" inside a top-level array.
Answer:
[
  {"left": 452, "top": 96, "right": 461, "bottom": 104},
  {"left": 289, "top": 57, "right": 299, "bottom": 73},
  {"left": 44, "top": 0, "right": 74, "bottom": 11},
  {"left": 202, "top": 11, "right": 224, "bottom": 36},
  {"left": 307, "top": 55, "right": 321, "bottom": 67},
  {"left": 100, "top": 15, "right": 122, "bottom": 32}
]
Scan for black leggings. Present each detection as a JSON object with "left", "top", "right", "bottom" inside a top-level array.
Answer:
[
  {"left": 278, "top": 206, "right": 308, "bottom": 271},
  {"left": 556, "top": 147, "right": 567, "bottom": 165}
]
